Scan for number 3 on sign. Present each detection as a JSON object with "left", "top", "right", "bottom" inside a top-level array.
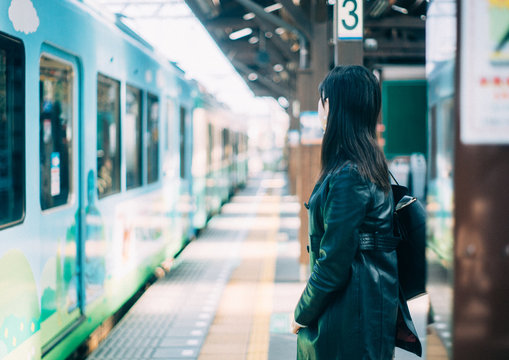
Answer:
[{"left": 338, "top": 0, "right": 363, "bottom": 40}]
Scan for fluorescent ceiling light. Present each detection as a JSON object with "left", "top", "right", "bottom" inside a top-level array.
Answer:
[
  {"left": 391, "top": 5, "right": 408, "bottom": 14},
  {"left": 278, "top": 96, "right": 289, "bottom": 108},
  {"left": 229, "top": 27, "right": 253, "bottom": 40},
  {"left": 243, "top": 12, "right": 255, "bottom": 20},
  {"left": 275, "top": 27, "right": 285, "bottom": 35},
  {"left": 264, "top": 3, "right": 283, "bottom": 12},
  {"left": 273, "top": 64, "right": 284, "bottom": 72}
]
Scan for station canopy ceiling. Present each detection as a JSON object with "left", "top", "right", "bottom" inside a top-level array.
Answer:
[{"left": 94, "top": 0, "right": 426, "bottom": 100}]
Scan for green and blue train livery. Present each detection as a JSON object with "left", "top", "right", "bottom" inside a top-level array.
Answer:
[{"left": 0, "top": 1, "right": 248, "bottom": 359}]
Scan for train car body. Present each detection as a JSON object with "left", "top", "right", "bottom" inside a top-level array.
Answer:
[
  {"left": 0, "top": 1, "right": 247, "bottom": 359},
  {"left": 191, "top": 87, "right": 248, "bottom": 231},
  {"left": 192, "top": 92, "right": 229, "bottom": 230}
]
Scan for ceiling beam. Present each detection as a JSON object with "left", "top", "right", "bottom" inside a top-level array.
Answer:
[
  {"left": 232, "top": 0, "right": 309, "bottom": 42},
  {"left": 222, "top": 41, "right": 288, "bottom": 68},
  {"left": 253, "top": 17, "right": 299, "bottom": 62},
  {"left": 373, "top": 42, "right": 425, "bottom": 51},
  {"left": 205, "top": 16, "right": 299, "bottom": 63},
  {"left": 277, "top": 0, "right": 313, "bottom": 40},
  {"left": 364, "top": 16, "right": 425, "bottom": 30},
  {"left": 204, "top": 16, "right": 247, "bottom": 29},
  {"left": 230, "top": 58, "right": 290, "bottom": 98},
  {"left": 363, "top": 51, "right": 426, "bottom": 59},
  {"left": 232, "top": 0, "right": 309, "bottom": 68},
  {"left": 184, "top": 0, "right": 220, "bottom": 20}
]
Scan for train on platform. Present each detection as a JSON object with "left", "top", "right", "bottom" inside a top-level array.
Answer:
[{"left": 0, "top": 1, "right": 248, "bottom": 359}]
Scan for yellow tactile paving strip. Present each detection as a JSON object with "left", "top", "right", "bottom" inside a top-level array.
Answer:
[
  {"left": 427, "top": 327, "right": 449, "bottom": 359},
  {"left": 198, "top": 189, "right": 281, "bottom": 360}
]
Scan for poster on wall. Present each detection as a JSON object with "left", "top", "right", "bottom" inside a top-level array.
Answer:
[{"left": 460, "top": 0, "right": 509, "bottom": 144}]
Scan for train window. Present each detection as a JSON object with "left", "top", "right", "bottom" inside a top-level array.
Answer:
[
  {"left": 165, "top": 99, "right": 174, "bottom": 152},
  {"left": 97, "top": 74, "right": 121, "bottom": 198},
  {"left": 0, "top": 34, "right": 24, "bottom": 229},
  {"left": 233, "top": 133, "right": 239, "bottom": 155},
  {"left": 146, "top": 93, "right": 159, "bottom": 184},
  {"left": 39, "top": 55, "right": 74, "bottom": 210},
  {"left": 125, "top": 85, "right": 142, "bottom": 190},
  {"left": 222, "top": 129, "right": 230, "bottom": 160},
  {"left": 179, "top": 106, "right": 186, "bottom": 179},
  {"left": 207, "top": 123, "right": 213, "bottom": 169}
]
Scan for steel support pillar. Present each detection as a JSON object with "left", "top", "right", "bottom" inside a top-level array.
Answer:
[{"left": 335, "top": 40, "right": 363, "bottom": 66}]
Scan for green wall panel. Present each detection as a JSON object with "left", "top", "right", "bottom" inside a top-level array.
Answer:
[{"left": 382, "top": 80, "right": 427, "bottom": 158}]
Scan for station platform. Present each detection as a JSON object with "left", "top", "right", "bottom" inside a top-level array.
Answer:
[{"left": 85, "top": 171, "right": 434, "bottom": 360}]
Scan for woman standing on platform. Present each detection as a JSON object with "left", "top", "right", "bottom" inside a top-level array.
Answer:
[{"left": 291, "top": 65, "right": 421, "bottom": 359}]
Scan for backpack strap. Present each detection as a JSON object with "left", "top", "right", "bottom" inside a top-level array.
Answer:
[{"left": 389, "top": 171, "right": 399, "bottom": 185}]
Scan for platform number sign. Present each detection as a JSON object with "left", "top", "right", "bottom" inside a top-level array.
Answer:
[{"left": 337, "top": 0, "right": 363, "bottom": 40}]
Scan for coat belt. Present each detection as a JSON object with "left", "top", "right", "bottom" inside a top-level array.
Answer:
[{"left": 358, "top": 233, "right": 399, "bottom": 251}]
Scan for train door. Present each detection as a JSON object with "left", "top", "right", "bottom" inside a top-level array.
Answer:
[
  {"left": 191, "top": 107, "right": 207, "bottom": 230},
  {"left": 39, "top": 50, "right": 85, "bottom": 355},
  {"left": 179, "top": 105, "right": 193, "bottom": 240},
  {"left": 162, "top": 98, "right": 181, "bottom": 252},
  {"left": 179, "top": 106, "right": 186, "bottom": 180}
]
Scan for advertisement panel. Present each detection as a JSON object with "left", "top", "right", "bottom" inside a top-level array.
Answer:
[{"left": 460, "top": 0, "right": 509, "bottom": 143}]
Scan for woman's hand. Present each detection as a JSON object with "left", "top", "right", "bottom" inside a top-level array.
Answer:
[{"left": 290, "top": 318, "right": 302, "bottom": 334}]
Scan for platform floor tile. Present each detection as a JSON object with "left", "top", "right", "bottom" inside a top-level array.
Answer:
[{"left": 86, "top": 173, "right": 291, "bottom": 360}]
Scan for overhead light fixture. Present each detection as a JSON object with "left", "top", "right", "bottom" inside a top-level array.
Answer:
[
  {"left": 275, "top": 27, "right": 285, "bottom": 35},
  {"left": 364, "top": 38, "right": 378, "bottom": 51},
  {"left": 248, "top": 36, "right": 259, "bottom": 44},
  {"left": 391, "top": 5, "right": 408, "bottom": 14},
  {"left": 265, "top": 32, "right": 273, "bottom": 38},
  {"left": 264, "top": 3, "right": 283, "bottom": 13},
  {"left": 248, "top": 73, "right": 258, "bottom": 81},
  {"left": 243, "top": 12, "right": 255, "bottom": 20},
  {"left": 273, "top": 64, "right": 284, "bottom": 72},
  {"left": 229, "top": 28, "right": 253, "bottom": 40},
  {"left": 278, "top": 96, "right": 289, "bottom": 108}
]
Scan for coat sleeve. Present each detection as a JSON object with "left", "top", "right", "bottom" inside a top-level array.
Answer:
[{"left": 294, "top": 168, "right": 370, "bottom": 326}]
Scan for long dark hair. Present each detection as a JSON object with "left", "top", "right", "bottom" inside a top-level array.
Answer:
[{"left": 318, "top": 65, "right": 390, "bottom": 193}]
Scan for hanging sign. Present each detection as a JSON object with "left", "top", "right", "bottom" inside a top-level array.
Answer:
[
  {"left": 337, "top": 0, "right": 363, "bottom": 40},
  {"left": 460, "top": 0, "right": 509, "bottom": 144}
]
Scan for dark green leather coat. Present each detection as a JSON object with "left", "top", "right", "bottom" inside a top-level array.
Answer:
[{"left": 294, "top": 164, "right": 422, "bottom": 359}]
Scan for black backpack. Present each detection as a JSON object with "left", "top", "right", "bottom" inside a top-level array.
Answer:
[{"left": 391, "top": 178, "right": 427, "bottom": 300}]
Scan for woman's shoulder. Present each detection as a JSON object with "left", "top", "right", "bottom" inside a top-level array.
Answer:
[
  {"left": 322, "top": 163, "right": 369, "bottom": 194},
  {"left": 322, "top": 163, "right": 373, "bottom": 207},
  {"left": 329, "top": 162, "right": 364, "bottom": 182}
]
